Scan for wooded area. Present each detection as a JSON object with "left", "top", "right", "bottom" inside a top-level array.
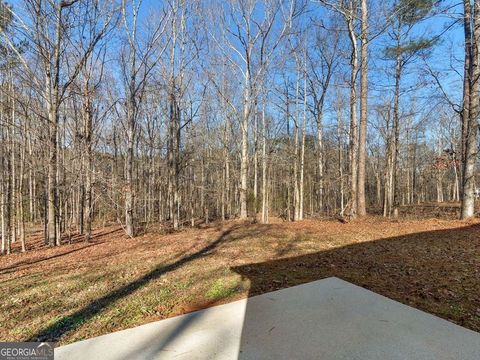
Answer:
[{"left": 0, "top": 0, "right": 478, "bottom": 255}]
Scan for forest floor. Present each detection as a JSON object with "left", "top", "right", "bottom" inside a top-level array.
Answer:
[{"left": 1, "top": 216, "right": 479, "bottom": 345}]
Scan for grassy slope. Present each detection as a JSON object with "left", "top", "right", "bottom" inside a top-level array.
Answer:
[{"left": 0, "top": 217, "right": 479, "bottom": 344}]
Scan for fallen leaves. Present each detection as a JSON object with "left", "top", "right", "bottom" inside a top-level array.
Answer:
[{"left": 0, "top": 216, "right": 479, "bottom": 344}]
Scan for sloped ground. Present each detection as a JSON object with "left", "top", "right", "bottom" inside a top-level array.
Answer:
[
  {"left": 397, "top": 201, "right": 480, "bottom": 219},
  {"left": 0, "top": 217, "right": 479, "bottom": 345}
]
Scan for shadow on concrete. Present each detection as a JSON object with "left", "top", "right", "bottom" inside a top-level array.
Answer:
[
  {"left": 115, "top": 297, "right": 231, "bottom": 360},
  {"left": 53, "top": 222, "right": 480, "bottom": 359},
  {"left": 230, "top": 223, "right": 480, "bottom": 358},
  {"left": 233, "top": 223, "right": 480, "bottom": 329}
]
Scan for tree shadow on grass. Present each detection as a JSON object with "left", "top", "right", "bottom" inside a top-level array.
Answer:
[
  {"left": 28, "top": 223, "right": 261, "bottom": 342},
  {"left": 0, "top": 243, "right": 103, "bottom": 275},
  {"left": 52, "top": 222, "right": 480, "bottom": 359},
  {"left": 232, "top": 223, "right": 480, "bottom": 333},
  {"left": 1, "top": 228, "right": 125, "bottom": 273}
]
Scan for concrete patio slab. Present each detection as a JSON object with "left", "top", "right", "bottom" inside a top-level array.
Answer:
[{"left": 55, "top": 277, "right": 480, "bottom": 360}]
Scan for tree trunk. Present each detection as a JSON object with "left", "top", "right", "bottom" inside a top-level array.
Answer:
[
  {"left": 261, "top": 102, "right": 268, "bottom": 223},
  {"left": 240, "top": 75, "right": 250, "bottom": 220},
  {"left": 392, "top": 42, "right": 402, "bottom": 214},
  {"left": 336, "top": 103, "right": 345, "bottom": 216},
  {"left": 253, "top": 99, "right": 258, "bottom": 218},
  {"left": 316, "top": 113, "right": 324, "bottom": 213},
  {"left": 125, "top": 102, "right": 135, "bottom": 237},
  {"left": 347, "top": 2, "right": 359, "bottom": 218},
  {"left": 299, "top": 64, "right": 307, "bottom": 220},
  {"left": 357, "top": 0, "right": 368, "bottom": 216},
  {"left": 461, "top": 0, "right": 479, "bottom": 219},
  {"left": 46, "top": 3, "right": 63, "bottom": 246},
  {"left": 84, "top": 91, "right": 93, "bottom": 240}
]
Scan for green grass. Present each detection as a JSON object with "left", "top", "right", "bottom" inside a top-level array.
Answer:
[
  {"left": 206, "top": 278, "right": 240, "bottom": 300},
  {"left": 2, "top": 218, "right": 479, "bottom": 345}
]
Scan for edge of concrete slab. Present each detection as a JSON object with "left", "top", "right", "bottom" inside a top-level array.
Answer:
[{"left": 54, "top": 277, "right": 480, "bottom": 360}]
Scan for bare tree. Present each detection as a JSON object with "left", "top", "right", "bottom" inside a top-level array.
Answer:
[
  {"left": 2, "top": 0, "right": 115, "bottom": 245},
  {"left": 213, "top": 0, "right": 298, "bottom": 220},
  {"left": 120, "top": 0, "right": 168, "bottom": 237},
  {"left": 356, "top": 0, "right": 369, "bottom": 216},
  {"left": 461, "top": 0, "right": 479, "bottom": 219}
]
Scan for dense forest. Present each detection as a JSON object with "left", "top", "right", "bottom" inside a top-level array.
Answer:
[{"left": 0, "top": 0, "right": 478, "bottom": 254}]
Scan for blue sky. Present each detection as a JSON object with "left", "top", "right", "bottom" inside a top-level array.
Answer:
[{"left": 7, "top": 0, "right": 466, "bottom": 144}]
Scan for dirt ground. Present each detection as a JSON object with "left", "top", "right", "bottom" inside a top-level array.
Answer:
[{"left": 0, "top": 216, "right": 479, "bottom": 345}]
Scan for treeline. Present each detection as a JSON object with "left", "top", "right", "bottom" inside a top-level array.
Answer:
[{"left": 0, "top": 0, "right": 477, "bottom": 254}]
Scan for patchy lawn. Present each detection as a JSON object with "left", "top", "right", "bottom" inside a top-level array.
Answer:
[{"left": 0, "top": 217, "right": 479, "bottom": 345}]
